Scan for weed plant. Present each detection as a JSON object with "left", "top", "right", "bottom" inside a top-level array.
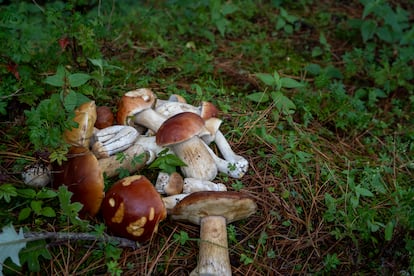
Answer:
[{"left": 0, "top": 0, "right": 413, "bottom": 274}]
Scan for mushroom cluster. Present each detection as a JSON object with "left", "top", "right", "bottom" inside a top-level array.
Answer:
[{"left": 22, "top": 88, "right": 256, "bottom": 255}]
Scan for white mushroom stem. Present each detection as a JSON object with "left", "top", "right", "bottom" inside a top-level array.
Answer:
[
  {"left": 98, "top": 142, "right": 149, "bottom": 177},
  {"left": 162, "top": 194, "right": 188, "bottom": 212},
  {"left": 133, "top": 108, "right": 167, "bottom": 132},
  {"left": 183, "top": 178, "right": 227, "bottom": 193},
  {"left": 214, "top": 130, "right": 247, "bottom": 163},
  {"left": 190, "top": 216, "right": 231, "bottom": 276},
  {"left": 92, "top": 126, "right": 138, "bottom": 158},
  {"left": 135, "top": 135, "right": 171, "bottom": 164},
  {"left": 170, "top": 136, "right": 218, "bottom": 181},
  {"left": 201, "top": 141, "right": 248, "bottom": 179},
  {"left": 155, "top": 101, "right": 201, "bottom": 118}
]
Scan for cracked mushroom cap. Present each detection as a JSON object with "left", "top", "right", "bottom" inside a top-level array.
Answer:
[
  {"left": 52, "top": 147, "right": 104, "bottom": 217},
  {"left": 170, "top": 191, "right": 257, "bottom": 225},
  {"left": 156, "top": 112, "right": 207, "bottom": 146},
  {"left": 116, "top": 88, "right": 156, "bottom": 125},
  {"left": 101, "top": 175, "right": 167, "bottom": 242}
]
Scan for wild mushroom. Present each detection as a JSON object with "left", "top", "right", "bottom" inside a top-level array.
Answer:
[
  {"left": 52, "top": 147, "right": 104, "bottom": 218},
  {"left": 63, "top": 101, "right": 97, "bottom": 148},
  {"left": 21, "top": 163, "right": 52, "bottom": 187},
  {"left": 155, "top": 100, "right": 218, "bottom": 121},
  {"left": 91, "top": 125, "right": 139, "bottom": 158},
  {"left": 156, "top": 112, "right": 217, "bottom": 181},
  {"left": 155, "top": 172, "right": 184, "bottom": 195},
  {"left": 116, "top": 88, "right": 167, "bottom": 132},
  {"left": 97, "top": 142, "right": 150, "bottom": 178},
  {"left": 95, "top": 106, "right": 114, "bottom": 129},
  {"left": 170, "top": 191, "right": 257, "bottom": 276},
  {"left": 101, "top": 175, "right": 167, "bottom": 242},
  {"left": 202, "top": 139, "right": 249, "bottom": 179},
  {"left": 183, "top": 178, "right": 227, "bottom": 193}
]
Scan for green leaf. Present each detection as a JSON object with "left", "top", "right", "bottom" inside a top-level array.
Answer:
[
  {"left": 270, "top": 91, "right": 296, "bottom": 115},
  {"left": 0, "top": 184, "right": 18, "bottom": 203},
  {"left": 36, "top": 189, "right": 57, "bottom": 199},
  {"left": 173, "top": 230, "right": 190, "bottom": 246},
  {"left": 20, "top": 239, "right": 51, "bottom": 272},
  {"left": 40, "top": 207, "right": 56, "bottom": 218},
  {"left": 221, "top": 3, "right": 238, "bottom": 15},
  {"left": 68, "top": 73, "right": 92, "bottom": 88},
  {"left": 355, "top": 185, "right": 374, "bottom": 197},
  {"left": 384, "top": 221, "right": 394, "bottom": 241},
  {"left": 255, "top": 73, "right": 275, "bottom": 86},
  {"left": 18, "top": 207, "right": 32, "bottom": 221},
  {"left": 0, "top": 225, "right": 27, "bottom": 273},
  {"left": 44, "top": 66, "right": 65, "bottom": 87},
  {"left": 30, "top": 200, "right": 43, "bottom": 215},
  {"left": 63, "top": 90, "right": 91, "bottom": 112},
  {"left": 17, "top": 188, "right": 36, "bottom": 199},
  {"left": 280, "top": 77, "right": 304, "bottom": 89},
  {"left": 246, "top": 92, "right": 269, "bottom": 103},
  {"left": 361, "top": 19, "right": 377, "bottom": 42}
]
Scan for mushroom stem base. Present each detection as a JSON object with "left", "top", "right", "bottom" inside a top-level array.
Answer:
[{"left": 191, "top": 215, "right": 231, "bottom": 276}]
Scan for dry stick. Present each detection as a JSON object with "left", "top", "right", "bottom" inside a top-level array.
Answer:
[{"left": 24, "top": 231, "right": 139, "bottom": 249}]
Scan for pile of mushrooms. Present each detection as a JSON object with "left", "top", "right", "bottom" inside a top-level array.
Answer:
[{"left": 22, "top": 88, "right": 257, "bottom": 272}]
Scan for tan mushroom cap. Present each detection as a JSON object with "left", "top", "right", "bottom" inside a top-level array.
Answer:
[
  {"left": 170, "top": 191, "right": 257, "bottom": 225},
  {"left": 200, "top": 101, "right": 219, "bottom": 119},
  {"left": 52, "top": 147, "right": 104, "bottom": 218},
  {"left": 156, "top": 112, "right": 206, "bottom": 147},
  {"left": 63, "top": 101, "right": 97, "bottom": 148},
  {"left": 101, "top": 175, "right": 167, "bottom": 242},
  {"left": 116, "top": 88, "right": 156, "bottom": 125}
]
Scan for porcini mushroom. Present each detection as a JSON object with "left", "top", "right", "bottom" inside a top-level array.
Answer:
[
  {"left": 116, "top": 88, "right": 167, "bottom": 132},
  {"left": 170, "top": 191, "right": 257, "bottom": 276},
  {"left": 95, "top": 106, "right": 114, "bottom": 129},
  {"left": 91, "top": 125, "right": 139, "bottom": 158},
  {"left": 156, "top": 112, "right": 217, "bottom": 181},
  {"left": 98, "top": 142, "right": 150, "bottom": 177},
  {"left": 101, "top": 175, "right": 167, "bottom": 242},
  {"left": 155, "top": 172, "right": 184, "bottom": 195},
  {"left": 63, "top": 101, "right": 97, "bottom": 148},
  {"left": 183, "top": 178, "right": 227, "bottom": 193},
  {"left": 52, "top": 147, "right": 104, "bottom": 217}
]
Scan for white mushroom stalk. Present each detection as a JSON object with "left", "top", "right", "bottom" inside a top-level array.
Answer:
[
  {"left": 92, "top": 125, "right": 138, "bottom": 158},
  {"left": 135, "top": 135, "right": 171, "bottom": 164},
  {"left": 98, "top": 142, "right": 150, "bottom": 177},
  {"left": 183, "top": 178, "right": 227, "bottom": 193},
  {"left": 201, "top": 140, "right": 248, "bottom": 179},
  {"left": 133, "top": 108, "right": 168, "bottom": 132},
  {"left": 213, "top": 130, "right": 249, "bottom": 168}
]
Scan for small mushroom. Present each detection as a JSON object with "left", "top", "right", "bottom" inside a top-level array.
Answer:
[
  {"left": 170, "top": 191, "right": 257, "bottom": 276},
  {"left": 156, "top": 112, "right": 217, "bottom": 181},
  {"left": 116, "top": 88, "right": 167, "bottom": 131},
  {"left": 95, "top": 106, "right": 114, "bottom": 129},
  {"left": 155, "top": 172, "right": 184, "bottom": 195},
  {"left": 52, "top": 147, "right": 104, "bottom": 217},
  {"left": 63, "top": 101, "right": 97, "bottom": 148},
  {"left": 91, "top": 125, "right": 139, "bottom": 158},
  {"left": 101, "top": 175, "right": 167, "bottom": 242},
  {"left": 22, "top": 163, "right": 52, "bottom": 187}
]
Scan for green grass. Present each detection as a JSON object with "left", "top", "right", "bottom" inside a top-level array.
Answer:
[{"left": 0, "top": 0, "right": 413, "bottom": 274}]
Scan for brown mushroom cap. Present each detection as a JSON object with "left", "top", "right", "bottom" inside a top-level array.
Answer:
[
  {"left": 95, "top": 106, "right": 114, "bottom": 129},
  {"left": 101, "top": 175, "right": 167, "bottom": 242},
  {"left": 116, "top": 88, "right": 156, "bottom": 125},
  {"left": 156, "top": 112, "right": 205, "bottom": 146},
  {"left": 170, "top": 191, "right": 257, "bottom": 225},
  {"left": 52, "top": 147, "right": 104, "bottom": 217},
  {"left": 200, "top": 101, "right": 219, "bottom": 119}
]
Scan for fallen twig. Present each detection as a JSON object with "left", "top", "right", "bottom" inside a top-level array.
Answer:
[{"left": 24, "top": 231, "right": 139, "bottom": 249}]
